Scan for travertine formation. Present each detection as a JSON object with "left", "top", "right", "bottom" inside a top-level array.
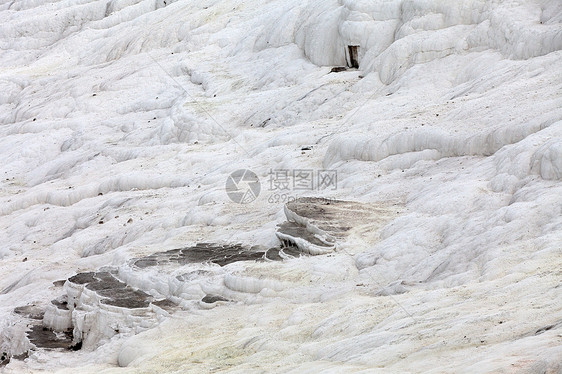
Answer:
[
  {"left": 11, "top": 198, "right": 397, "bottom": 359},
  {"left": 276, "top": 197, "right": 395, "bottom": 254},
  {"left": 16, "top": 241, "right": 305, "bottom": 353}
]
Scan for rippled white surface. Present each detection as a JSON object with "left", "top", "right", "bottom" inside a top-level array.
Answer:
[{"left": 0, "top": 0, "right": 561, "bottom": 372}]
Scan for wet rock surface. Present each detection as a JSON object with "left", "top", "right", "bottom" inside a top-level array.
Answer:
[
  {"left": 277, "top": 197, "right": 396, "bottom": 254},
  {"left": 9, "top": 205, "right": 363, "bottom": 359},
  {"left": 13, "top": 305, "right": 72, "bottom": 352},
  {"left": 14, "top": 305, "right": 44, "bottom": 320},
  {"left": 27, "top": 325, "right": 73, "bottom": 350},
  {"left": 99, "top": 288, "right": 152, "bottom": 309},
  {"left": 52, "top": 280, "right": 66, "bottom": 287},
  {"left": 69, "top": 271, "right": 152, "bottom": 309},
  {"left": 132, "top": 243, "right": 284, "bottom": 268},
  {"left": 284, "top": 197, "right": 370, "bottom": 239}
]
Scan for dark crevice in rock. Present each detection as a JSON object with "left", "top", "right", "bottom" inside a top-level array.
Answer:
[
  {"left": 201, "top": 294, "right": 229, "bottom": 304},
  {"left": 330, "top": 66, "right": 347, "bottom": 73},
  {"left": 0, "top": 352, "right": 9, "bottom": 367},
  {"left": 535, "top": 320, "right": 562, "bottom": 335}
]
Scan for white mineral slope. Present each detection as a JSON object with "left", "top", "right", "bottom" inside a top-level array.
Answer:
[{"left": 0, "top": 0, "right": 561, "bottom": 372}]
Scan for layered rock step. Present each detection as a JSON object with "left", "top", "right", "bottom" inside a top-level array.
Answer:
[
  {"left": 14, "top": 198, "right": 396, "bottom": 360},
  {"left": 13, "top": 197, "right": 386, "bottom": 357},
  {"left": 15, "top": 242, "right": 301, "bottom": 354}
]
